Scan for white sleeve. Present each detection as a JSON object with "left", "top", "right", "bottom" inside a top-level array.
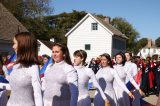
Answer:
[
  {"left": 112, "top": 69, "right": 130, "bottom": 94},
  {"left": 87, "top": 68, "right": 107, "bottom": 101},
  {"left": 0, "top": 83, "right": 11, "bottom": 90},
  {"left": 126, "top": 70, "right": 140, "bottom": 90},
  {"left": 41, "top": 77, "right": 45, "bottom": 91},
  {"left": 65, "top": 65, "right": 78, "bottom": 106},
  {"left": 31, "top": 65, "right": 43, "bottom": 106},
  {"left": 41, "top": 64, "right": 51, "bottom": 91},
  {"left": 132, "top": 63, "right": 138, "bottom": 77},
  {"left": 2, "top": 65, "right": 9, "bottom": 80}
]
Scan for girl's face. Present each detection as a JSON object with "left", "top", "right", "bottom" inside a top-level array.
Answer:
[
  {"left": 116, "top": 55, "right": 123, "bottom": 64},
  {"left": 43, "top": 57, "right": 48, "bottom": 64},
  {"left": 101, "top": 56, "right": 109, "bottom": 67},
  {"left": 74, "top": 56, "right": 83, "bottom": 66},
  {"left": 125, "top": 53, "right": 131, "bottom": 61},
  {"left": 52, "top": 46, "right": 64, "bottom": 63},
  {"left": 13, "top": 37, "right": 18, "bottom": 53}
]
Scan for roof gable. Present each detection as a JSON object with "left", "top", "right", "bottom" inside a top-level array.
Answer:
[
  {"left": 65, "top": 13, "right": 128, "bottom": 39},
  {"left": 38, "top": 40, "right": 54, "bottom": 50}
]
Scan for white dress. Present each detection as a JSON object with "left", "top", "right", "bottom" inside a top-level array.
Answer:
[
  {"left": 42, "top": 61, "right": 78, "bottom": 106},
  {"left": 125, "top": 61, "right": 141, "bottom": 106},
  {"left": 74, "top": 65, "right": 107, "bottom": 106},
  {"left": 0, "top": 90, "right": 8, "bottom": 106},
  {"left": 125, "top": 61, "right": 138, "bottom": 83},
  {"left": 113, "top": 64, "right": 139, "bottom": 106},
  {"left": 0, "top": 64, "right": 43, "bottom": 106},
  {"left": 94, "top": 67, "right": 130, "bottom": 106}
]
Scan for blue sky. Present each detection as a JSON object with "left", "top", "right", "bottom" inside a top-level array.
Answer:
[{"left": 51, "top": 0, "right": 160, "bottom": 40}]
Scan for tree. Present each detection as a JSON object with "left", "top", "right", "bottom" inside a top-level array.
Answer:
[
  {"left": 111, "top": 17, "right": 139, "bottom": 52},
  {"left": 43, "top": 10, "right": 87, "bottom": 44},
  {"left": 135, "top": 38, "right": 148, "bottom": 54},
  {"left": 1, "top": 0, "right": 53, "bottom": 40},
  {"left": 155, "top": 37, "right": 160, "bottom": 47},
  {"left": 1, "top": 0, "right": 52, "bottom": 20}
]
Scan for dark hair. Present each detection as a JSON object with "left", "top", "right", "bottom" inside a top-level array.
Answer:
[
  {"left": 15, "top": 32, "right": 38, "bottom": 67},
  {"left": 42, "top": 54, "right": 50, "bottom": 59},
  {"left": 125, "top": 51, "right": 132, "bottom": 57},
  {"left": 52, "top": 43, "right": 72, "bottom": 65},
  {"left": 73, "top": 50, "right": 87, "bottom": 65},
  {"left": 115, "top": 52, "right": 126, "bottom": 66},
  {"left": 0, "top": 55, "right": 3, "bottom": 66},
  {"left": 125, "top": 51, "right": 133, "bottom": 61},
  {"left": 100, "top": 53, "right": 113, "bottom": 68}
]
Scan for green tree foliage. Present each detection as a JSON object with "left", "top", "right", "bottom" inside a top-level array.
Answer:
[
  {"left": 1, "top": 1, "right": 141, "bottom": 48},
  {"left": 1, "top": 0, "right": 53, "bottom": 41},
  {"left": 1, "top": 0, "right": 52, "bottom": 20},
  {"left": 135, "top": 38, "right": 148, "bottom": 54},
  {"left": 111, "top": 17, "right": 139, "bottom": 52},
  {"left": 42, "top": 10, "right": 87, "bottom": 43},
  {"left": 155, "top": 37, "right": 160, "bottom": 47}
]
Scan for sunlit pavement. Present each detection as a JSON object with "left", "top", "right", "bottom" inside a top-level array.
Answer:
[{"left": 89, "top": 89, "right": 158, "bottom": 106}]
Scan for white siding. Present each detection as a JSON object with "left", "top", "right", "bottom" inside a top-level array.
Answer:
[
  {"left": 38, "top": 40, "right": 52, "bottom": 56},
  {"left": 137, "top": 48, "right": 160, "bottom": 59},
  {"left": 67, "top": 16, "right": 112, "bottom": 62}
]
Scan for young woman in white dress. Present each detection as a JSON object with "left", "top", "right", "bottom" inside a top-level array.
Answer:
[
  {"left": 0, "top": 32, "right": 43, "bottom": 106},
  {"left": 42, "top": 43, "right": 78, "bottom": 106},
  {"left": 125, "top": 51, "right": 144, "bottom": 106},
  {"left": 94, "top": 53, "right": 134, "bottom": 106},
  {"left": 113, "top": 52, "right": 143, "bottom": 106},
  {"left": 73, "top": 50, "right": 109, "bottom": 106}
]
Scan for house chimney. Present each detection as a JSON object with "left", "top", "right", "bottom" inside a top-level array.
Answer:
[
  {"left": 50, "top": 38, "right": 55, "bottom": 42},
  {"left": 104, "top": 16, "right": 111, "bottom": 23},
  {"left": 147, "top": 39, "right": 152, "bottom": 48}
]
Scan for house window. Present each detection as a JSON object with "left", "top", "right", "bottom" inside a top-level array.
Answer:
[
  {"left": 91, "top": 23, "right": 98, "bottom": 30},
  {"left": 85, "top": 44, "right": 91, "bottom": 50}
]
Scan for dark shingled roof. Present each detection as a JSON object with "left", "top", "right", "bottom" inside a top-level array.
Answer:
[
  {"left": 92, "top": 15, "right": 128, "bottom": 39},
  {"left": 0, "top": 3, "right": 28, "bottom": 41}
]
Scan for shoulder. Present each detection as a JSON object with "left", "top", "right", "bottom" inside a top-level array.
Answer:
[
  {"left": 85, "top": 67, "right": 94, "bottom": 75},
  {"left": 28, "top": 64, "right": 39, "bottom": 70},
  {"left": 64, "top": 63, "right": 75, "bottom": 73},
  {"left": 28, "top": 64, "right": 39, "bottom": 74},
  {"left": 85, "top": 67, "right": 93, "bottom": 72},
  {"left": 132, "top": 62, "right": 137, "bottom": 67},
  {"left": 109, "top": 67, "right": 116, "bottom": 75},
  {"left": 12, "top": 63, "right": 21, "bottom": 70},
  {"left": 113, "top": 64, "right": 116, "bottom": 68}
]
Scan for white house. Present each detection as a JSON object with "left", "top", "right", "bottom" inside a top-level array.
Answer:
[
  {"left": 137, "top": 39, "right": 160, "bottom": 59},
  {"left": 65, "top": 13, "right": 128, "bottom": 62},
  {"left": 38, "top": 39, "right": 54, "bottom": 56}
]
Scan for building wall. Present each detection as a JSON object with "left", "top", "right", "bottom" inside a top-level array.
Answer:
[
  {"left": 112, "top": 36, "right": 126, "bottom": 56},
  {"left": 37, "top": 40, "right": 52, "bottom": 56},
  {"left": 0, "top": 40, "right": 13, "bottom": 56},
  {"left": 67, "top": 16, "right": 112, "bottom": 62},
  {"left": 137, "top": 47, "right": 160, "bottom": 59}
]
